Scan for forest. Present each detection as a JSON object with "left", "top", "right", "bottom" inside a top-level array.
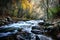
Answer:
[
  {"left": 0, "top": 0, "right": 60, "bottom": 40},
  {"left": 0, "top": 0, "right": 59, "bottom": 20}
]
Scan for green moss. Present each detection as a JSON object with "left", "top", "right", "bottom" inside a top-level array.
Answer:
[{"left": 48, "top": 6, "right": 60, "bottom": 19}]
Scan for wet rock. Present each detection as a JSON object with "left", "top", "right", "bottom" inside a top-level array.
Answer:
[
  {"left": 0, "top": 30, "right": 18, "bottom": 38},
  {"left": 36, "top": 35, "right": 40, "bottom": 40},
  {"left": 31, "top": 29, "right": 43, "bottom": 34},
  {"left": 17, "top": 35, "right": 25, "bottom": 40},
  {"left": 6, "top": 16, "right": 12, "bottom": 22},
  {"left": 0, "top": 19, "right": 5, "bottom": 26},
  {"left": 44, "top": 23, "right": 54, "bottom": 26},
  {"left": 44, "top": 26, "right": 53, "bottom": 32},
  {"left": 17, "top": 30, "right": 32, "bottom": 40},
  {"left": 0, "top": 17, "right": 12, "bottom": 26},
  {"left": 38, "top": 22, "right": 45, "bottom": 25},
  {"left": 32, "top": 26, "right": 40, "bottom": 30}
]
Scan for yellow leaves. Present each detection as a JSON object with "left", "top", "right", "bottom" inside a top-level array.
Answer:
[
  {"left": 29, "top": 4, "right": 32, "bottom": 13},
  {"left": 21, "top": 0, "right": 32, "bottom": 13},
  {"left": 22, "top": 3, "right": 26, "bottom": 10}
]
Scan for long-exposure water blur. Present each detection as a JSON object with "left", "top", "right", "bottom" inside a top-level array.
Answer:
[
  {"left": 0, "top": 0, "right": 60, "bottom": 40},
  {"left": 0, "top": 20, "right": 53, "bottom": 40}
]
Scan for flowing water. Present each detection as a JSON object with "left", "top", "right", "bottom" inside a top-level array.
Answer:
[{"left": 0, "top": 20, "right": 52, "bottom": 40}]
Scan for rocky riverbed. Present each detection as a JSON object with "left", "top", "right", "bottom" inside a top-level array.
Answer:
[{"left": 0, "top": 20, "right": 58, "bottom": 40}]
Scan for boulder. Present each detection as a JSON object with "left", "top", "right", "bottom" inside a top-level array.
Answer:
[
  {"left": 32, "top": 26, "right": 40, "bottom": 30},
  {"left": 31, "top": 29, "right": 43, "bottom": 34}
]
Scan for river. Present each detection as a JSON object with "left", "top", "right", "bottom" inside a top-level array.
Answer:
[{"left": 0, "top": 20, "right": 52, "bottom": 40}]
